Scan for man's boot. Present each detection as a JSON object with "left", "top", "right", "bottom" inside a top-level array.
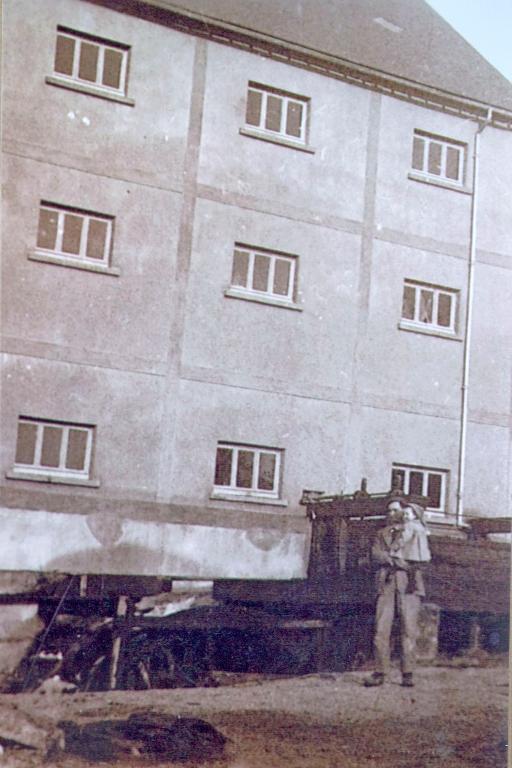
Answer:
[
  {"left": 364, "top": 672, "right": 385, "bottom": 687},
  {"left": 401, "top": 672, "right": 414, "bottom": 687}
]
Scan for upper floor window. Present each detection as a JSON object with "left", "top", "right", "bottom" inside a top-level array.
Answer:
[
  {"left": 411, "top": 130, "right": 465, "bottom": 186},
  {"left": 36, "top": 202, "right": 113, "bottom": 267},
  {"left": 213, "top": 442, "right": 282, "bottom": 500},
  {"left": 401, "top": 280, "right": 458, "bottom": 335},
  {"left": 392, "top": 464, "right": 448, "bottom": 514},
  {"left": 48, "top": 27, "right": 132, "bottom": 103},
  {"left": 231, "top": 244, "right": 297, "bottom": 303},
  {"left": 245, "top": 82, "right": 309, "bottom": 145},
  {"left": 14, "top": 417, "right": 94, "bottom": 481}
]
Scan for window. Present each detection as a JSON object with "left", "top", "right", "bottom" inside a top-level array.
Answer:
[
  {"left": 392, "top": 464, "right": 448, "bottom": 514},
  {"left": 213, "top": 443, "right": 282, "bottom": 499},
  {"left": 49, "top": 27, "right": 131, "bottom": 101},
  {"left": 230, "top": 244, "right": 297, "bottom": 303},
  {"left": 13, "top": 418, "right": 94, "bottom": 481},
  {"left": 245, "top": 82, "right": 309, "bottom": 144},
  {"left": 36, "top": 202, "right": 113, "bottom": 267},
  {"left": 401, "top": 280, "right": 458, "bottom": 334},
  {"left": 411, "top": 131, "right": 465, "bottom": 186}
]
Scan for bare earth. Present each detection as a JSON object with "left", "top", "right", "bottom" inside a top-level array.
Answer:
[{"left": 0, "top": 662, "right": 508, "bottom": 767}]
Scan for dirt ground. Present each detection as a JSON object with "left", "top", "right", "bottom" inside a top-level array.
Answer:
[{"left": 0, "top": 660, "right": 508, "bottom": 768}]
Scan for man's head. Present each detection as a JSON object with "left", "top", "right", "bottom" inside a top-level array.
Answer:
[{"left": 386, "top": 500, "right": 404, "bottom": 524}]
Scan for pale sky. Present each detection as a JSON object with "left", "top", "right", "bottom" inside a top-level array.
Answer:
[{"left": 427, "top": 0, "right": 512, "bottom": 82}]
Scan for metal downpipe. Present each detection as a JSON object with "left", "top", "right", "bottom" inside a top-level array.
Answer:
[{"left": 455, "top": 110, "right": 492, "bottom": 526}]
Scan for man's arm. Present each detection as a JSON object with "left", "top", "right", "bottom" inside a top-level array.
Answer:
[
  {"left": 372, "top": 528, "right": 410, "bottom": 570},
  {"left": 371, "top": 530, "right": 395, "bottom": 567}
]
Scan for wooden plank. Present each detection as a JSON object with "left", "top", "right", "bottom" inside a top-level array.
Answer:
[
  {"left": 467, "top": 517, "right": 512, "bottom": 537},
  {"left": 109, "top": 596, "right": 128, "bottom": 690}
]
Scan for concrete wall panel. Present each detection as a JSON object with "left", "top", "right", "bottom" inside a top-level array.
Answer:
[
  {"left": 2, "top": 154, "right": 179, "bottom": 367},
  {"left": 1, "top": 354, "right": 165, "bottom": 499},
  {"left": 478, "top": 128, "right": 512, "bottom": 258},
  {"left": 359, "top": 406, "right": 459, "bottom": 517},
  {"left": 166, "top": 378, "right": 350, "bottom": 514},
  {"left": 467, "top": 264, "right": 512, "bottom": 419},
  {"left": 464, "top": 423, "right": 510, "bottom": 516},
  {"left": 362, "top": 240, "right": 466, "bottom": 411},
  {"left": 199, "top": 42, "right": 370, "bottom": 221},
  {"left": 376, "top": 98, "right": 475, "bottom": 245},
  {"left": 3, "top": 0, "right": 195, "bottom": 188},
  {"left": 0, "top": 508, "right": 309, "bottom": 578},
  {"left": 181, "top": 198, "right": 360, "bottom": 396}
]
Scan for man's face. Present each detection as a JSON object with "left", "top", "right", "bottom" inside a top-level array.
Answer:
[{"left": 387, "top": 502, "right": 404, "bottom": 524}]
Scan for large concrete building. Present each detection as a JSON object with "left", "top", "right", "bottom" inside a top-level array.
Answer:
[{"left": 1, "top": 0, "right": 512, "bottom": 580}]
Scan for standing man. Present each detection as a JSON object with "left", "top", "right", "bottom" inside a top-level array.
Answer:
[{"left": 364, "top": 499, "right": 430, "bottom": 688}]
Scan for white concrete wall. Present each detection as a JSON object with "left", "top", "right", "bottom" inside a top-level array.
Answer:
[
  {"left": 1, "top": 354, "right": 165, "bottom": 499},
  {"left": 3, "top": 0, "right": 195, "bottom": 188},
  {"left": 363, "top": 239, "right": 466, "bottom": 411},
  {"left": 2, "top": 155, "right": 179, "bottom": 368},
  {"left": 166, "top": 378, "right": 349, "bottom": 512},
  {"left": 181, "top": 198, "right": 361, "bottom": 397},
  {"left": 199, "top": 42, "right": 371, "bottom": 220},
  {"left": 0, "top": 508, "right": 309, "bottom": 578},
  {"left": 375, "top": 98, "right": 475, "bottom": 245},
  {"left": 1, "top": 0, "right": 511, "bottom": 583}
]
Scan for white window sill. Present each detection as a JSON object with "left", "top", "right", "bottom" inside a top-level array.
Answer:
[
  {"left": 45, "top": 75, "right": 135, "bottom": 106},
  {"left": 6, "top": 469, "right": 100, "bottom": 488},
  {"left": 239, "top": 127, "right": 315, "bottom": 154},
  {"left": 29, "top": 250, "right": 121, "bottom": 276},
  {"left": 224, "top": 287, "right": 302, "bottom": 311},
  {"left": 210, "top": 490, "right": 288, "bottom": 507},
  {"left": 426, "top": 516, "right": 458, "bottom": 530},
  {"left": 398, "top": 320, "right": 462, "bottom": 341},
  {"left": 407, "top": 172, "right": 472, "bottom": 195}
]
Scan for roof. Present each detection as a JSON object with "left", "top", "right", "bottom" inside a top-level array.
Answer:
[{"left": 152, "top": 0, "right": 512, "bottom": 112}]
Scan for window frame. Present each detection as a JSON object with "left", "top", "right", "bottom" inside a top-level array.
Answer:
[
  {"left": 32, "top": 201, "right": 120, "bottom": 275},
  {"left": 400, "top": 279, "right": 459, "bottom": 336},
  {"left": 228, "top": 243, "right": 298, "bottom": 305},
  {"left": 46, "top": 26, "right": 134, "bottom": 106},
  {"left": 410, "top": 130, "right": 466, "bottom": 187},
  {"left": 212, "top": 442, "right": 283, "bottom": 501},
  {"left": 392, "top": 463, "right": 448, "bottom": 515},
  {"left": 242, "top": 82, "right": 311, "bottom": 149},
  {"left": 12, "top": 417, "right": 95, "bottom": 483}
]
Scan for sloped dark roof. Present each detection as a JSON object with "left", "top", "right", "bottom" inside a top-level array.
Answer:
[{"left": 154, "top": 0, "right": 512, "bottom": 111}]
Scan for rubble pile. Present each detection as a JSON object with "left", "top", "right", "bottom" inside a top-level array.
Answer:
[{"left": 8, "top": 612, "right": 214, "bottom": 693}]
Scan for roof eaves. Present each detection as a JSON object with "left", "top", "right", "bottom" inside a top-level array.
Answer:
[{"left": 85, "top": 0, "right": 512, "bottom": 130}]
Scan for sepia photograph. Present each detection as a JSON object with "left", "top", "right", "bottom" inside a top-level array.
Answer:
[{"left": 0, "top": 0, "right": 510, "bottom": 765}]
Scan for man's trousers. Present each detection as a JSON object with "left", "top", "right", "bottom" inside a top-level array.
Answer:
[{"left": 373, "top": 572, "right": 421, "bottom": 675}]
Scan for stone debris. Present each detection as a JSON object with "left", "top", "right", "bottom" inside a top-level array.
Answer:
[
  {"left": 138, "top": 595, "right": 197, "bottom": 618},
  {"left": 135, "top": 590, "right": 216, "bottom": 616},
  {"left": 0, "top": 702, "right": 56, "bottom": 754},
  {"left": 35, "top": 674, "right": 77, "bottom": 695}
]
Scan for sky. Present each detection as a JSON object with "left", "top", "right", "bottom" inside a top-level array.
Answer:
[{"left": 426, "top": 0, "right": 512, "bottom": 82}]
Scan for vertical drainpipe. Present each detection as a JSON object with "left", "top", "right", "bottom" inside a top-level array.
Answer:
[{"left": 455, "top": 108, "right": 492, "bottom": 527}]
